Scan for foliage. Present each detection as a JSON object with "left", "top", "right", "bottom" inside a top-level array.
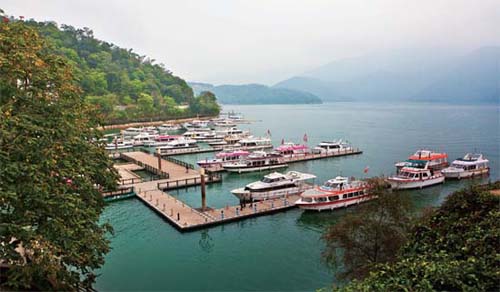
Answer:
[
  {"left": 322, "top": 178, "right": 413, "bottom": 280},
  {"left": 19, "top": 18, "right": 219, "bottom": 122},
  {"left": 0, "top": 20, "right": 118, "bottom": 290},
  {"left": 190, "top": 91, "right": 220, "bottom": 115},
  {"left": 336, "top": 182, "right": 500, "bottom": 291}
]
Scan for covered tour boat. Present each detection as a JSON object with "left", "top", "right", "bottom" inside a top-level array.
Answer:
[
  {"left": 441, "top": 153, "right": 489, "bottom": 179},
  {"left": 231, "top": 171, "right": 316, "bottom": 201},
  {"left": 274, "top": 142, "right": 309, "bottom": 157},
  {"left": 387, "top": 161, "right": 444, "bottom": 189},
  {"left": 312, "top": 140, "right": 352, "bottom": 154},
  {"left": 395, "top": 149, "right": 448, "bottom": 171},
  {"left": 295, "top": 176, "right": 372, "bottom": 211},
  {"left": 197, "top": 150, "right": 250, "bottom": 168},
  {"left": 222, "top": 151, "right": 287, "bottom": 173},
  {"left": 233, "top": 136, "right": 273, "bottom": 151},
  {"left": 105, "top": 139, "right": 134, "bottom": 150}
]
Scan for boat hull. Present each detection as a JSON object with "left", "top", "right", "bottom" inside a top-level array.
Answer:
[
  {"left": 232, "top": 187, "right": 302, "bottom": 201},
  {"left": 296, "top": 195, "right": 374, "bottom": 211},
  {"left": 442, "top": 168, "right": 489, "bottom": 179},
  {"left": 387, "top": 175, "right": 444, "bottom": 190},
  {"left": 224, "top": 164, "right": 288, "bottom": 173}
]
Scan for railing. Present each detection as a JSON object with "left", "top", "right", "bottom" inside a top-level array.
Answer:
[
  {"left": 120, "top": 153, "right": 170, "bottom": 179},
  {"left": 102, "top": 186, "right": 134, "bottom": 198},
  {"left": 157, "top": 173, "right": 222, "bottom": 190},
  {"left": 162, "top": 155, "right": 196, "bottom": 169}
]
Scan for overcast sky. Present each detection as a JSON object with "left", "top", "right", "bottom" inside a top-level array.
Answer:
[{"left": 2, "top": 0, "right": 499, "bottom": 85}]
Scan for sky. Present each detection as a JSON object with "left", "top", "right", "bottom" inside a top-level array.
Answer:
[{"left": 2, "top": 0, "right": 499, "bottom": 85}]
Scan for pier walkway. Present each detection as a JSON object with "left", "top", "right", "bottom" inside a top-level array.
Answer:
[{"left": 136, "top": 188, "right": 300, "bottom": 231}]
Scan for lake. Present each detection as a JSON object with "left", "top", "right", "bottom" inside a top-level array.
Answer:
[{"left": 96, "top": 102, "right": 499, "bottom": 291}]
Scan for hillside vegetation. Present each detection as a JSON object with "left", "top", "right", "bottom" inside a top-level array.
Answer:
[
  {"left": 24, "top": 20, "right": 219, "bottom": 123},
  {"left": 190, "top": 82, "right": 322, "bottom": 104}
]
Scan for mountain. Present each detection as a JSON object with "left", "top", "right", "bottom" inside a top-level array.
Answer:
[
  {"left": 414, "top": 47, "right": 500, "bottom": 103},
  {"left": 189, "top": 82, "right": 322, "bottom": 104},
  {"left": 275, "top": 47, "right": 499, "bottom": 103}
]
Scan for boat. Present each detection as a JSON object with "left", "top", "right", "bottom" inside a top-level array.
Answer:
[
  {"left": 157, "top": 123, "right": 182, "bottom": 132},
  {"left": 183, "top": 130, "right": 224, "bottom": 142},
  {"left": 211, "top": 119, "right": 237, "bottom": 128},
  {"left": 274, "top": 142, "right": 309, "bottom": 157},
  {"left": 295, "top": 176, "right": 373, "bottom": 211},
  {"left": 197, "top": 150, "right": 250, "bottom": 168},
  {"left": 156, "top": 138, "right": 198, "bottom": 154},
  {"left": 121, "top": 127, "right": 143, "bottom": 137},
  {"left": 183, "top": 119, "right": 209, "bottom": 130},
  {"left": 395, "top": 149, "right": 448, "bottom": 171},
  {"left": 143, "top": 135, "right": 181, "bottom": 147},
  {"left": 231, "top": 171, "right": 316, "bottom": 201},
  {"left": 232, "top": 136, "right": 273, "bottom": 151},
  {"left": 132, "top": 133, "right": 158, "bottom": 146},
  {"left": 105, "top": 139, "right": 134, "bottom": 150},
  {"left": 312, "top": 140, "right": 352, "bottom": 154},
  {"left": 387, "top": 161, "right": 444, "bottom": 190},
  {"left": 441, "top": 153, "right": 489, "bottom": 179},
  {"left": 222, "top": 151, "right": 287, "bottom": 173},
  {"left": 215, "top": 127, "right": 249, "bottom": 136},
  {"left": 208, "top": 140, "right": 228, "bottom": 147}
]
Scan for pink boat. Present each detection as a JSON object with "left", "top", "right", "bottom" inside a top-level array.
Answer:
[
  {"left": 274, "top": 143, "right": 310, "bottom": 157},
  {"left": 197, "top": 150, "right": 250, "bottom": 168}
]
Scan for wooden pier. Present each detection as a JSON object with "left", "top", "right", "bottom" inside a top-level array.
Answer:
[
  {"left": 136, "top": 188, "right": 300, "bottom": 231},
  {"left": 204, "top": 148, "right": 363, "bottom": 172}
]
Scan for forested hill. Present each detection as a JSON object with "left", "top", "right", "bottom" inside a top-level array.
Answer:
[{"left": 23, "top": 20, "right": 219, "bottom": 123}]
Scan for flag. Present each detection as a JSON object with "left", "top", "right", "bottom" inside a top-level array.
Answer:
[
  {"left": 281, "top": 138, "right": 284, "bottom": 145},
  {"left": 303, "top": 133, "right": 308, "bottom": 143},
  {"left": 364, "top": 166, "right": 370, "bottom": 173},
  {"left": 19, "top": 16, "right": 25, "bottom": 20}
]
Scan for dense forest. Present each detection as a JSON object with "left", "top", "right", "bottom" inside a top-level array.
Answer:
[{"left": 23, "top": 19, "right": 219, "bottom": 123}]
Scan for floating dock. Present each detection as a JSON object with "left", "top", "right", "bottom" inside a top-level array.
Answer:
[
  {"left": 136, "top": 189, "right": 300, "bottom": 231},
  {"left": 204, "top": 148, "right": 363, "bottom": 172}
]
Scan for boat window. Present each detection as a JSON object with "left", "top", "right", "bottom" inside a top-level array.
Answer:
[
  {"left": 348, "top": 193, "right": 353, "bottom": 198},
  {"left": 422, "top": 172, "right": 428, "bottom": 178},
  {"left": 328, "top": 195, "right": 339, "bottom": 201},
  {"left": 342, "top": 194, "right": 347, "bottom": 199},
  {"left": 317, "top": 197, "right": 327, "bottom": 202}
]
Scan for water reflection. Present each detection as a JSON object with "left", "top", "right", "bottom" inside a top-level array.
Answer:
[{"left": 198, "top": 230, "right": 214, "bottom": 253}]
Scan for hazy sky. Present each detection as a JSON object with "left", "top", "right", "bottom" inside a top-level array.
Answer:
[{"left": 2, "top": 0, "right": 499, "bottom": 85}]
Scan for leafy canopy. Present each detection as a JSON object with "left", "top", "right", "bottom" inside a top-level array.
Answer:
[{"left": 0, "top": 19, "right": 118, "bottom": 290}]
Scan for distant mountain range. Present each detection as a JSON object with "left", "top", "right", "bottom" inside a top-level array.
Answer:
[
  {"left": 189, "top": 82, "right": 322, "bottom": 104},
  {"left": 275, "top": 47, "right": 500, "bottom": 103}
]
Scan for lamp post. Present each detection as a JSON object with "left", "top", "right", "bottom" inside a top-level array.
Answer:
[{"left": 200, "top": 168, "right": 206, "bottom": 211}]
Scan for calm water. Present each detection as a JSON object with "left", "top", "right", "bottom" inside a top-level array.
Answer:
[{"left": 97, "top": 102, "right": 499, "bottom": 291}]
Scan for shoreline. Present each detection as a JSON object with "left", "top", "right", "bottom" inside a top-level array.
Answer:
[{"left": 99, "top": 116, "right": 217, "bottom": 131}]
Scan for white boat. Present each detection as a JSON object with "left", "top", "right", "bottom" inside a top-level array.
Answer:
[
  {"left": 157, "top": 123, "right": 182, "bottom": 133},
  {"left": 312, "top": 140, "right": 352, "bottom": 154},
  {"left": 157, "top": 138, "right": 198, "bottom": 155},
  {"left": 132, "top": 133, "right": 158, "bottom": 146},
  {"left": 105, "top": 139, "right": 134, "bottom": 150},
  {"left": 274, "top": 142, "right": 309, "bottom": 157},
  {"left": 231, "top": 171, "right": 316, "bottom": 201},
  {"left": 208, "top": 140, "right": 228, "bottom": 147},
  {"left": 395, "top": 149, "right": 448, "bottom": 171},
  {"left": 232, "top": 136, "right": 273, "bottom": 151},
  {"left": 222, "top": 151, "right": 287, "bottom": 173},
  {"left": 197, "top": 150, "right": 250, "bottom": 168},
  {"left": 183, "top": 120, "right": 209, "bottom": 130},
  {"left": 183, "top": 130, "right": 224, "bottom": 142},
  {"left": 121, "top": 127, "right": 143, "bottom": 137},
  {"left": 295, "top": 176, "right": 373, "bottom": 211},
  {"left": 143, "top": 135, "right": 181, "bottom": 147},
  {"left": 211, "top": 119, "right": 237, "bottom": 128},
  {"left": 387, "top": 161, "right": 444, "bottom": 190},
  {"left": 441, "top": 153, "right": 489, "bottom": 179},
  {"left": 215, "top": 127, "right": 249, "bottom": 136}
]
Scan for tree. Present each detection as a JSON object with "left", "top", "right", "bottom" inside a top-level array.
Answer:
[
  {"left": 137, "top": 93, "right": 154, "bottom": 115},
  {"left": 322, "top": 178, "right": 412, "bottom": 281},
  {"left": 0, "top": 20, "right": 118, "bottom": 290},
  {"left": 336, "top": 182, "right": 500, "bottom": 291}
]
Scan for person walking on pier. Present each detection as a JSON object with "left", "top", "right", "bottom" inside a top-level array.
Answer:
[{"left": 185, "top": 165, "right": 189, "bottom": 173}]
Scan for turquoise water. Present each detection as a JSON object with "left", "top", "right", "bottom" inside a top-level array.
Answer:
[{"left": 97, "top": 102, "right": 499, "bottom": 291}]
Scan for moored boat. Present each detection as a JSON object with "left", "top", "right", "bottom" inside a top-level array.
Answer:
[
  {"left": 197, "top": 150, "right": 250, "bottom": 168},
  {"left": 312, "top": 140, "right": 352, "bottom": 154},
  {"left": 395, "top": 149, "right": 448, "bottom": 171},
  {"left": 295, "top": 176, "right": 372, "bottom": 211},
  {"left": 441, "top": 153, "right": 489, "bottom": 179},
  {"left": 274, "top": 142, "right": 309, "bottom": 157},
  {"left": 231, "top": 171, "right": 316, "bottom": 201},
  {"left": 105, "top": 139, "right": 134, "bottom": 150},
  {"left": 143, "top": 135, "right": 181, "bottom": 147},
  {"left": 222, "top": 151, "right": 287, "bottom": 173},
  {"left": 387, "top": 161, "right": 444, "bottom": 190},
  {"left": 132, "top": 133, "right": 158, "bottom": 146},
  {"left": 232, "top": 136, "right": 273, "bottom": 151},
  {"left": 157, "top": 123, "right": 182, "bottom": 133},
  {"left": 156, "top": 138, "right": 198, "bottom": 155}
]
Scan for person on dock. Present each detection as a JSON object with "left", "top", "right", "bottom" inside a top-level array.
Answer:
[{"left": 185, "top": 165, "right": 189, "bottom": 173}]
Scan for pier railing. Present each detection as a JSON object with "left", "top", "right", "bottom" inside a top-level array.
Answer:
[
  {"left": 120, "top": 152, "right": 170, "bottom": 179},
  {"left": 157, "top": 173, "right": 222, "bottom": 190},
  {"left": 101, "top": 186, "right": 134, "bottom": 198},
  {"left": 162, "top": 155, "right": 195, "bottom": 170}
]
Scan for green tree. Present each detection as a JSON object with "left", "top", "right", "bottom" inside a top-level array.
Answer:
[
  {"left": 137, "top": 93, "right": 154, "bottom": 115},
  {"left": 0, "top": 20, "right": 118, "bottom": 290},
  {"left": 322, "top": 178, "right": 412, "bottom": 280}
]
